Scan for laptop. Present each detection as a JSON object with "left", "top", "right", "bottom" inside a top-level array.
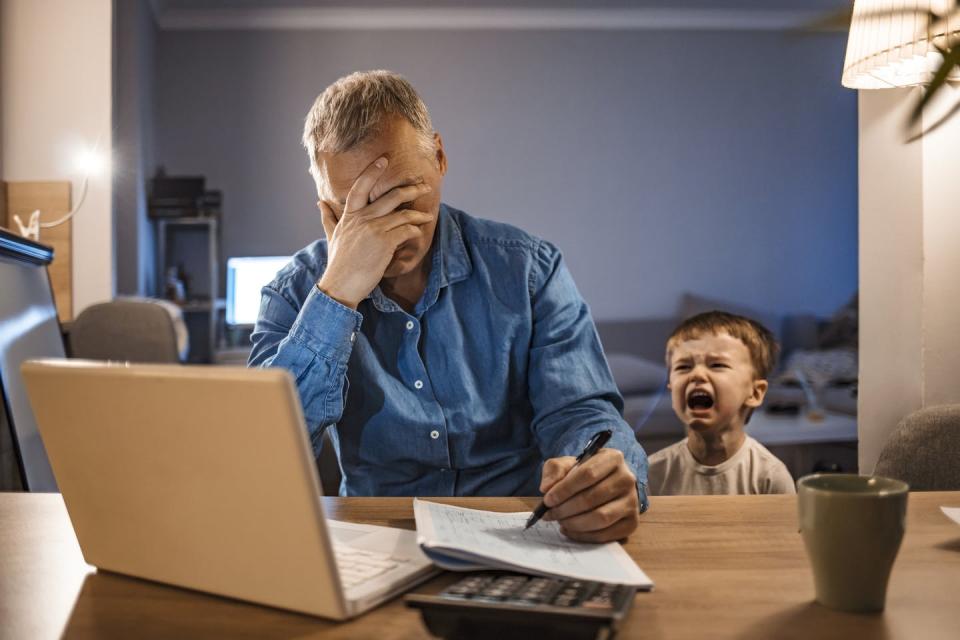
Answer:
[{"left": 20, "top": 359, "right": 439, "bottom": 619}]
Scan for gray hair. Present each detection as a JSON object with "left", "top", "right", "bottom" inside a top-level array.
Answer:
[{"left": 302, "top": 70, "right": 435, "bottom": 188}]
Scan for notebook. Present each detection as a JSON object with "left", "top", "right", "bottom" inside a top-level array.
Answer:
[{"left": 413, "top": 499, "right": 653, "bottom": 588}]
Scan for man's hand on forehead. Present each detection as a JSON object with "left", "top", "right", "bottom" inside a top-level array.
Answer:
[
  {"left": 368, "top": 173, "right": 425, "bottom": 205},
  {"left": 314, "top": 155, "right": 434, "bottom": 309},
  {"left": 324, "top": 158, "right": 429, "bottom": 221}
]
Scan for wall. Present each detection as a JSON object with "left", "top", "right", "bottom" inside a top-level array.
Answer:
[
  {"left": 114, "top": 0, "right": 157, "bottom": 296},
  {"left": 857, "top": 84, "right": 960, "bottom": 473},
  {"left": 0, "top": 0, "right": 114, "bottom": 314},
  {"left": 154, "top": 27, "right": 857, "bottom": 320}
]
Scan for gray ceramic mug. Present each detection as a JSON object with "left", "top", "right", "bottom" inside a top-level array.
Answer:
[{"left": 797, "top": 473, "right": 909, "bottom": 613}]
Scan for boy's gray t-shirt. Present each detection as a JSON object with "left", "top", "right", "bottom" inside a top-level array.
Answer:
[{"left": 647, "top": 436, "right": 796, "bottom": 496}]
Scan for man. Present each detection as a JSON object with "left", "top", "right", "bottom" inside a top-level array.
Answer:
[{"left": 250, "top": 70, "right": 648, "bottom": 542}]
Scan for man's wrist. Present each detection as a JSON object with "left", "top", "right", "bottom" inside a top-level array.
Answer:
[{"left": 316, "top": 279, "right": 359, "bottom": 310}]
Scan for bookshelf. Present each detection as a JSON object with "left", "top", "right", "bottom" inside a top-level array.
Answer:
[{"left": 154, "top": 216, "right": 222, "bottom": 362}]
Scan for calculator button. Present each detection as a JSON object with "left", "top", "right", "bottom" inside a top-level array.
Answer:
[{"left": 582, "top": 597, "right": 614, "bottom": 609}]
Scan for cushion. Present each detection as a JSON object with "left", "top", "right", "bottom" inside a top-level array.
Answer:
[{"left": 605, "top": 353, "right": 667, "bottom": 396}]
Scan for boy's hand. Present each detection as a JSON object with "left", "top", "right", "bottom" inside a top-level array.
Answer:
[{"left": 539, "top": 448, "right": 640, "bottom": 543}]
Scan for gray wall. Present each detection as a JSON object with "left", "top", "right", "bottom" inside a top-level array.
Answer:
[
  {"left": 155, "top": 28, "right": 857, "bottom": 320},
  {"left": 114, "top": 0, "right": 157, "bottom": 296}
]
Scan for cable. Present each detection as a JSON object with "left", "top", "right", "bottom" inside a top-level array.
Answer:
[
  {"left": 38, "top": 174, "right": 89, "bottom": 228},
  {"left": 631, "top": 378, "right": 669, "bottom": 433},
  {"left": 11, "top": 137, "right": 100, "bottom": 241}
]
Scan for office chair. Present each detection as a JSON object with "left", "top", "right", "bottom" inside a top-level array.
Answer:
[
  {"left": 874, "top": 404, "right": 960, "bottom": 490},
  {"left": 67, "top": 299, "right": 349, "bottom": 492},
  {"left": 67, "top": 298, "right": 188, "bottom": 363}
]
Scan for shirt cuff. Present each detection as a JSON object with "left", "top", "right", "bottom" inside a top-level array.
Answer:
[{"left": 288, "top": 285, "right": 363, "bottom": 364}]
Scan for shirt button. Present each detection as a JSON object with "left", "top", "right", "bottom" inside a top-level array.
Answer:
[
  {"left": 414, "top": 380, "right": 424, "bottom": 390},
  {"left": 405, "top": 320, "right": 415, "bottom": 330},
  {"left": 430, "top": 430, "right": 440, "bottom": 440},
  {"left": 350, "top": 332, "right": 356, "bottom": 343}
]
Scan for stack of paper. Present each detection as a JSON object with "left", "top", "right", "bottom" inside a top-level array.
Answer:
[{"left": 413, "top": 499, "right": 653, "bottom": 588}]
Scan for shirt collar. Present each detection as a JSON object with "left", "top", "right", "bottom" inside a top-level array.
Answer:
[{"left": 367, "top": 203, "right": 472, "bottom": 315}]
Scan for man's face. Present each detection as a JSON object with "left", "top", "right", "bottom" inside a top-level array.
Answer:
[
  {"left": 667, "top": 331, "right": 768, "bottom": 435},
  {"left": 316, "top": 115, "right": 446, "bottom": 279}
]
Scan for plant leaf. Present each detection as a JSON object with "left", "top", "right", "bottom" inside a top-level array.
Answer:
[
  {"left": 906, "top": 97, "right": 960, "bottom": 142},
  {"left": 909, "top": 40, "right": 960, "bottom": 127}
]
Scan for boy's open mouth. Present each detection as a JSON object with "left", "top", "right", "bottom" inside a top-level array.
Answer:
[{"left": 687, "top": 389, "right": 715, "bottom": 410}]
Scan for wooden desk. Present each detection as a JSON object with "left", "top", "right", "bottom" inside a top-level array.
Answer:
[{"left": 2, "top": 493, "right": 958, "bottom": 639}]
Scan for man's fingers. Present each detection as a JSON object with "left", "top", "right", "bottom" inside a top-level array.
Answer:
[
  {"left": 543, "top": 470, "right": 635, "bottom": 521},
  {"left": 554, "top": 491, "right": 639, "bottom": 533},
  {"left": 318, "top": 200, "right": 338, "bottom": 239},
  {"left": 543, "top": 449, "right": 624, "bottom": 508},
  {"left": 384, "top": 222, "right": 425, "bottom": 248},
  {"left": 540, "top": 457, "right": 576, "bottom": 494},
  {"left": 560, "top": 511, "right": 639, "bottom": 544},
  {"left": 374, "top": 209, "right": 434, "bottom": 231},
  {"left": 344, "top": 156, "right": 388, "bottom": 214},
  {"left": 362, "top": 182, "right": 433, "bottom": 219}
]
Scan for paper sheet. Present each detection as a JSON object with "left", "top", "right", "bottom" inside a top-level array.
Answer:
[
  {"left": 942, "top": 506, "right": 960, "bottom": 526},
  {"left": 413, "top": 499, "right": 653, "bottom": 588}
]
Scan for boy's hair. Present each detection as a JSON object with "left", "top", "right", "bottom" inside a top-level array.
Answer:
[{"left": 666, "top": 311, "right": 780, "bottom": 379}]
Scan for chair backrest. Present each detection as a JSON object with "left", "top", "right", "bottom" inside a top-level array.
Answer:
[
  {"left": 874, "top": 404, "right": 960, "bottom": 490},
  {"left": 68, "top": 299, "right": 184, "bottom": 364}
]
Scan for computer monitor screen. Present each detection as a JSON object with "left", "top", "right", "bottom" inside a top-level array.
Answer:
[
  {"left": 226, "top": 256, "right": 290, "bottom": 326},
  {"left": 0, "top": 229, "right": 63, "bottom": 491}
]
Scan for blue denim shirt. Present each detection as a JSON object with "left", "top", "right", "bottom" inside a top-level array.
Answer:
[{"left": 249, "top": 204, "right": 648, "bottom": 507}]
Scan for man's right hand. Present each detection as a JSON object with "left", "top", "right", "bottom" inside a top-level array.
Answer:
[{"left": 316, "top": 157, "right": 433, "bottom": 308}]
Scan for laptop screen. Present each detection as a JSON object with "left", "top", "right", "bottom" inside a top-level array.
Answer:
[
  {"left": 226, "top": 256, "right": 290, "bottom": 326},
  {"left": 0, "top": 229, "right": 63, "bottom": 491}
]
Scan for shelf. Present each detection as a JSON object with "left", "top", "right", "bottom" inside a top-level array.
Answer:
[
  {"left": 153, "top": 217, "right": 220, "bottom": 229},
  {"left": 178, "top": 298, "right": 226, "bottom": 313},
  {"left": 155, "top": 215, "right": 221, "bottom": 363}
]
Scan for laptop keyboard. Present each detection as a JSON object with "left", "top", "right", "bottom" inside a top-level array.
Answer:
[{"left": 334, "top": 545, "right": 410, "bottom": 589}]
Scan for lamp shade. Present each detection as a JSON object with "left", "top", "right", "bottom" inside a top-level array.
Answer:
[{"left": 842, "top": 0, "right": 960, "bottom": 88}]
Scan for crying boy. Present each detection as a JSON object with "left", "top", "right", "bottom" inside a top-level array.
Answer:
[{"left": 646, "top": 311, "right": 795, "bottom": 496}]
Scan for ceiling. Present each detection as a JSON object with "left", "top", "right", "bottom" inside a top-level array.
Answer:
[{"left": 149, "top": 0, "right": 853, "bottom": 31}]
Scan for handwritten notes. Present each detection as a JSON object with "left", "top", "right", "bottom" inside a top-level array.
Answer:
[{"left": 413, "top": 499, "right": 653, "bottom": 587}]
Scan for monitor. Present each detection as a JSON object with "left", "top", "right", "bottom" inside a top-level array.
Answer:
[
  {"left": 226, "top": 256, "right": 290, "bottom": 326},
  {"left": 0, "top": 228, "right": 63, "bottom": 491}
]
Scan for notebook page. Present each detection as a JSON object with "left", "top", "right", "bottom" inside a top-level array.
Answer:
[
  {"left": 413, "top": 499, "right": 653, "bottom": 587},
  {"left": 942, "top": 506, "right": 960, "bottom": 526}
]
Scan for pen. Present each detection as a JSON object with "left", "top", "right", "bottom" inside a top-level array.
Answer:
[{"left": 525, "top": 429, "right": 614, "bottom": 529}]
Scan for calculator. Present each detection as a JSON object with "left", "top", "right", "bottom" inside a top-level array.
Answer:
[{"left": 405, "top": 572, "right": 637, "bottom": 640}]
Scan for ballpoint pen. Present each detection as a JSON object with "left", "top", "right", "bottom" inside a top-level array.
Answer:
[{"left": 525, "top": 429, "right": 613, "bottom": 529}]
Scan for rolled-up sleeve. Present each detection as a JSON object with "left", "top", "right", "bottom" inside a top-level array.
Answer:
[
  {"left": 249, "top": 283, "right": 362, "bottom": 454},
  {"left": 526, "top": 241, "right": 649, "bottom": 511}
]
